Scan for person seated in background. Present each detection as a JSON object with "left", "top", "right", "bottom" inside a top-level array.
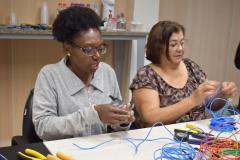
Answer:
[
  {"left": 234, "top": 42, "right": 240, "bottom": 69},
  {"left": 234, "top": 42, "right": 240, "bottom": 110},
  {"left": 32, "top": 6, "right": 134, "bottom": 141},
  {"left": 130, "top": 21, "right": 238, "bottom": 128}
]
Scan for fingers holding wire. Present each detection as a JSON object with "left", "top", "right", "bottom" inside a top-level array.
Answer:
[{"left": 221, "top": 81, "right": 238, "bottom": 98}]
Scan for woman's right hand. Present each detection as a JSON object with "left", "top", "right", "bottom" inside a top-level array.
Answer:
[
  {"left": 94, "top": 104, "right": 130, "bottom": 125},
  {"left": 190, "top": 80, "right": 220, "bottom": 107}
]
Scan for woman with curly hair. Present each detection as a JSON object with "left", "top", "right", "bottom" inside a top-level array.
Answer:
[{"left": 33, "top": 6, "right": 134, "bottom": 141}]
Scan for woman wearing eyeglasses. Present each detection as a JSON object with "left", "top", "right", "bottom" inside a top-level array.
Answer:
[
  {"left": 32, "top": 6, "right": 134, "bottom": 141},
  {"left": 130, "top": 21, "right": 237, "bottom": 128}
]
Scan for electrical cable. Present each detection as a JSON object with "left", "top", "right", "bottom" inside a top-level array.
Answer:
[
  {"left": 72, "top": 96, "right": 240, "bottom": 159},
  {"left": 199, "top": 122, "right": 240, "bottom": 159},
  {"left": 204, "top": 96, "right": 239, "bottom": 132},
  {"left": 209, "top": 117, "right": 236, "bottom": 132},
  {"left": 73, "top": 122, "right": 210, "bottom": 160},
  {"left": 0, "top": 154, "right": 8, "bottom": 160}
]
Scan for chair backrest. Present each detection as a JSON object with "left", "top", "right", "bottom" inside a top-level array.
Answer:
[{"left": 22, "top": 89, "right": 42, "bottom": 143}]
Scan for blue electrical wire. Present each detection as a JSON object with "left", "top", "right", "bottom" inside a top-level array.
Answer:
[
  {"left": 73, "top": 96, "right": 240, "bottom": 159},
  {"left": 204, "top": 96, "right": 239, "bottom": 131},
  {"left": 73, "top": 122, "right": 174, "bottom": 152},
  {"left": 153, "top": 142, "right": 196, "bottom": 160},
  {"left": 0, "top": 154, "right": 8, "bottom": 160},
  {"left": 73, "top": 122, "right": 211, "bottom": 160},
  {"left": 153, "top": 127, "right": 212, "bottom": 160},
  {"left": 73, "top": 139, "right": 116, "bottom": 150},
  {"left": 209, "top": 117, "right": 236, "bottom": 131},
  {"left": 72, "top": 87, "right": 240, "bottom": 159},
  {"left": 133, "top": 122, "right": 174, "bottom": 153},
  {"left": 205, "top": 97, "right": 239, "bottom": 118}
]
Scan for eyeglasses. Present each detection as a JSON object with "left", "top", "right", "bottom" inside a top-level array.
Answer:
[
  {"left": 71, "top": 41, "right": 107, "bottom": 56},
  {"left": 169, "top": 40, "right": 185, "bottom": 49}
]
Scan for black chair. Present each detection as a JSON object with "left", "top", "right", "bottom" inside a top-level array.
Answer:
[{"left": 11, "top": 89, "right": 42, "bottom": 145}]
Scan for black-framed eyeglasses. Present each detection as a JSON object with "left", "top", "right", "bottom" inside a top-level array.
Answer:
[{"left": 71, "top": 41, "right": 108, "bottom": 56}]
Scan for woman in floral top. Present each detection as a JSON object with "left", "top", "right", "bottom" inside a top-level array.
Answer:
[{"left": 130, "top": 21, "right": 238, "bottom": 128}]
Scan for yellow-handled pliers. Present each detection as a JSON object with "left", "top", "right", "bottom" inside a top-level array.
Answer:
[{"left": 17, "top": 148, "right": 46, "bottom": 160}]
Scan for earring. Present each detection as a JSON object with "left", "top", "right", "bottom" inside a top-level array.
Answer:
[{"left": 67, "top": 52, "right": 71, "bottom": 57}]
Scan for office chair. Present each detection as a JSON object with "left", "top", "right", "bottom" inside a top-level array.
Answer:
[{"left": 11, "top": 89, "right": 42, "bottom": 145}]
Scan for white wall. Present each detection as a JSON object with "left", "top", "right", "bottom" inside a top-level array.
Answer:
[
  {"left": 133, "top": 0, "right": 160, "bottom": 32},
  {"left": 132, "top": 0, "right": 160, "bottom": 68},
  {"left": 127, "top": 0, "right": 160, "bottom": 100}
]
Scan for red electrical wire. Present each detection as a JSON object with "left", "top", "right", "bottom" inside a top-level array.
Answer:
[{"left": 198, "top": 121, "right": 240, "bottom": 160}]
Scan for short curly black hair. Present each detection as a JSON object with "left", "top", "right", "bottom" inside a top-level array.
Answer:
[{"left": 52, "top": 6, "right": 101, "bottom": 43}]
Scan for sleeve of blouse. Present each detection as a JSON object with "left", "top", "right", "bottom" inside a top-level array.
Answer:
[
  {"left": 129, "top": 66, "right": 159, "bottom": 91},
  {"left": 187, "top": 58, "right": 206, "bottom": 84}
]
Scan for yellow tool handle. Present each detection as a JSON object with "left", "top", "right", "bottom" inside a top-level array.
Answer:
[
  {"left": 56, "top": 152, "right": 75, "bottom": 160},
  {"left": 186, "top": 122, "right": 201, "bottom": 133},
  {"left": 18, "top": 152, "right": 42, "bottom": 160},
  {"left": 25, "top": 148, "right": 47, "bottom": 159},
  {"left": 46, "top": 154, "right": 61, "bottom": 160}
]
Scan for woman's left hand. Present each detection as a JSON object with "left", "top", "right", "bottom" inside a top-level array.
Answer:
[
  {"left": 221, "top": 81, "right": 238, "bottom": 98},
  {"left": 119, "top": 104, "right": 135, "bottom": 124}
]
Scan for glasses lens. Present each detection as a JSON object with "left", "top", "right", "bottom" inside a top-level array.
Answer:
[
  {"left": 97, "top": 45, "right": 107, "bottom": 54},
  {"left": 72, "top": 41, "right": 107, "bottom": 56},
  {"left": 82, "top": 47, "right": 94, "bottom": 55}
]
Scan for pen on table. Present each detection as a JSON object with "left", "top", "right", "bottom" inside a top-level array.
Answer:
[
  {"left": 0, "top": 153, "right": 8, "bottom": 160},
  {"left": 17, "top": 148, "right": 47, "bottom": 160}
]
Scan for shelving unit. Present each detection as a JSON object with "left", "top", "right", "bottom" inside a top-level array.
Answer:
[{"left": 0, "top": 28, "right": 147, "bottom": 92}]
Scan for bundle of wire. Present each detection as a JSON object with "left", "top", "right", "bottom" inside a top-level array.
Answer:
[
  {"left": 204, "top": 93, "right": 239, "bottom": 132},
  {"left": 204, "top": 84, "right": 238, "bottom": 117},
  {"left": 72, "top": 87, "right": 240, "bottom": 159},
  {"left": 199, "top": 122, "right": 240, "bottom": 160},
  {"left": 153, "top": 141, "right": 197, "bottom": 160},
  {"left": 209, "top": 117, "right": 236, "bottom": 131},
  {"left": 205, "top": 97, "right": 239, "bottom": 118}
]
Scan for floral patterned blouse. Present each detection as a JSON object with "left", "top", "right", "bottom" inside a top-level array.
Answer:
[{"left": 130, "top": 58, "right": 206, "bottom": 127}]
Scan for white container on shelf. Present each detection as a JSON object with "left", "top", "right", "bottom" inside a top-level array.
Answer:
[
  {"left": 10, "top": 12, "right": 17, "bottom": 25},
  {"left": 130, "top": 21, "right": 143, "bottom": 32},
  {"left": 41, "top": 2, "right": 48, "bottom": 25}
]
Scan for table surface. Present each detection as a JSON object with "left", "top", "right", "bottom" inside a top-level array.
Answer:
[
  {"left": 44, "top": 118, "right": 238, "bottom": 160},
  {"left": 0, "top": 118, "right": 238, "bottom": 160}
]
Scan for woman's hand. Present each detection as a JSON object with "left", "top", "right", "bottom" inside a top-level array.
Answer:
[
  {"left": 220, "top": 81, "right": 238, "bottom": 98},
  {"left": 119, "top": 104, "right": 135, "bottom": 124},
  {"left": 190, "top": 80, "right": 220, "bottom": 107},
  {"left": 94, "top": 104, "right": 131, "bottom": 125}
]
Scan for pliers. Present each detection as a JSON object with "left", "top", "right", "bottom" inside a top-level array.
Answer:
[
  {"left": 17, "top": 148, "right": 46, "bottom": 160},
  {"left": 188, "top": 132, "right": 214, "bottom": 145},
  {"left": 18, "top": 148, "right": 75, "bottom": 160},
  {"left": 174, "top": 129, "right": 214, "bottom": 145}
]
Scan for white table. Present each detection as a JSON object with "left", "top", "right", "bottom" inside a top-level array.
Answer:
[{"left": 44, "top": 119, "right": 239, "bottom": 160}]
